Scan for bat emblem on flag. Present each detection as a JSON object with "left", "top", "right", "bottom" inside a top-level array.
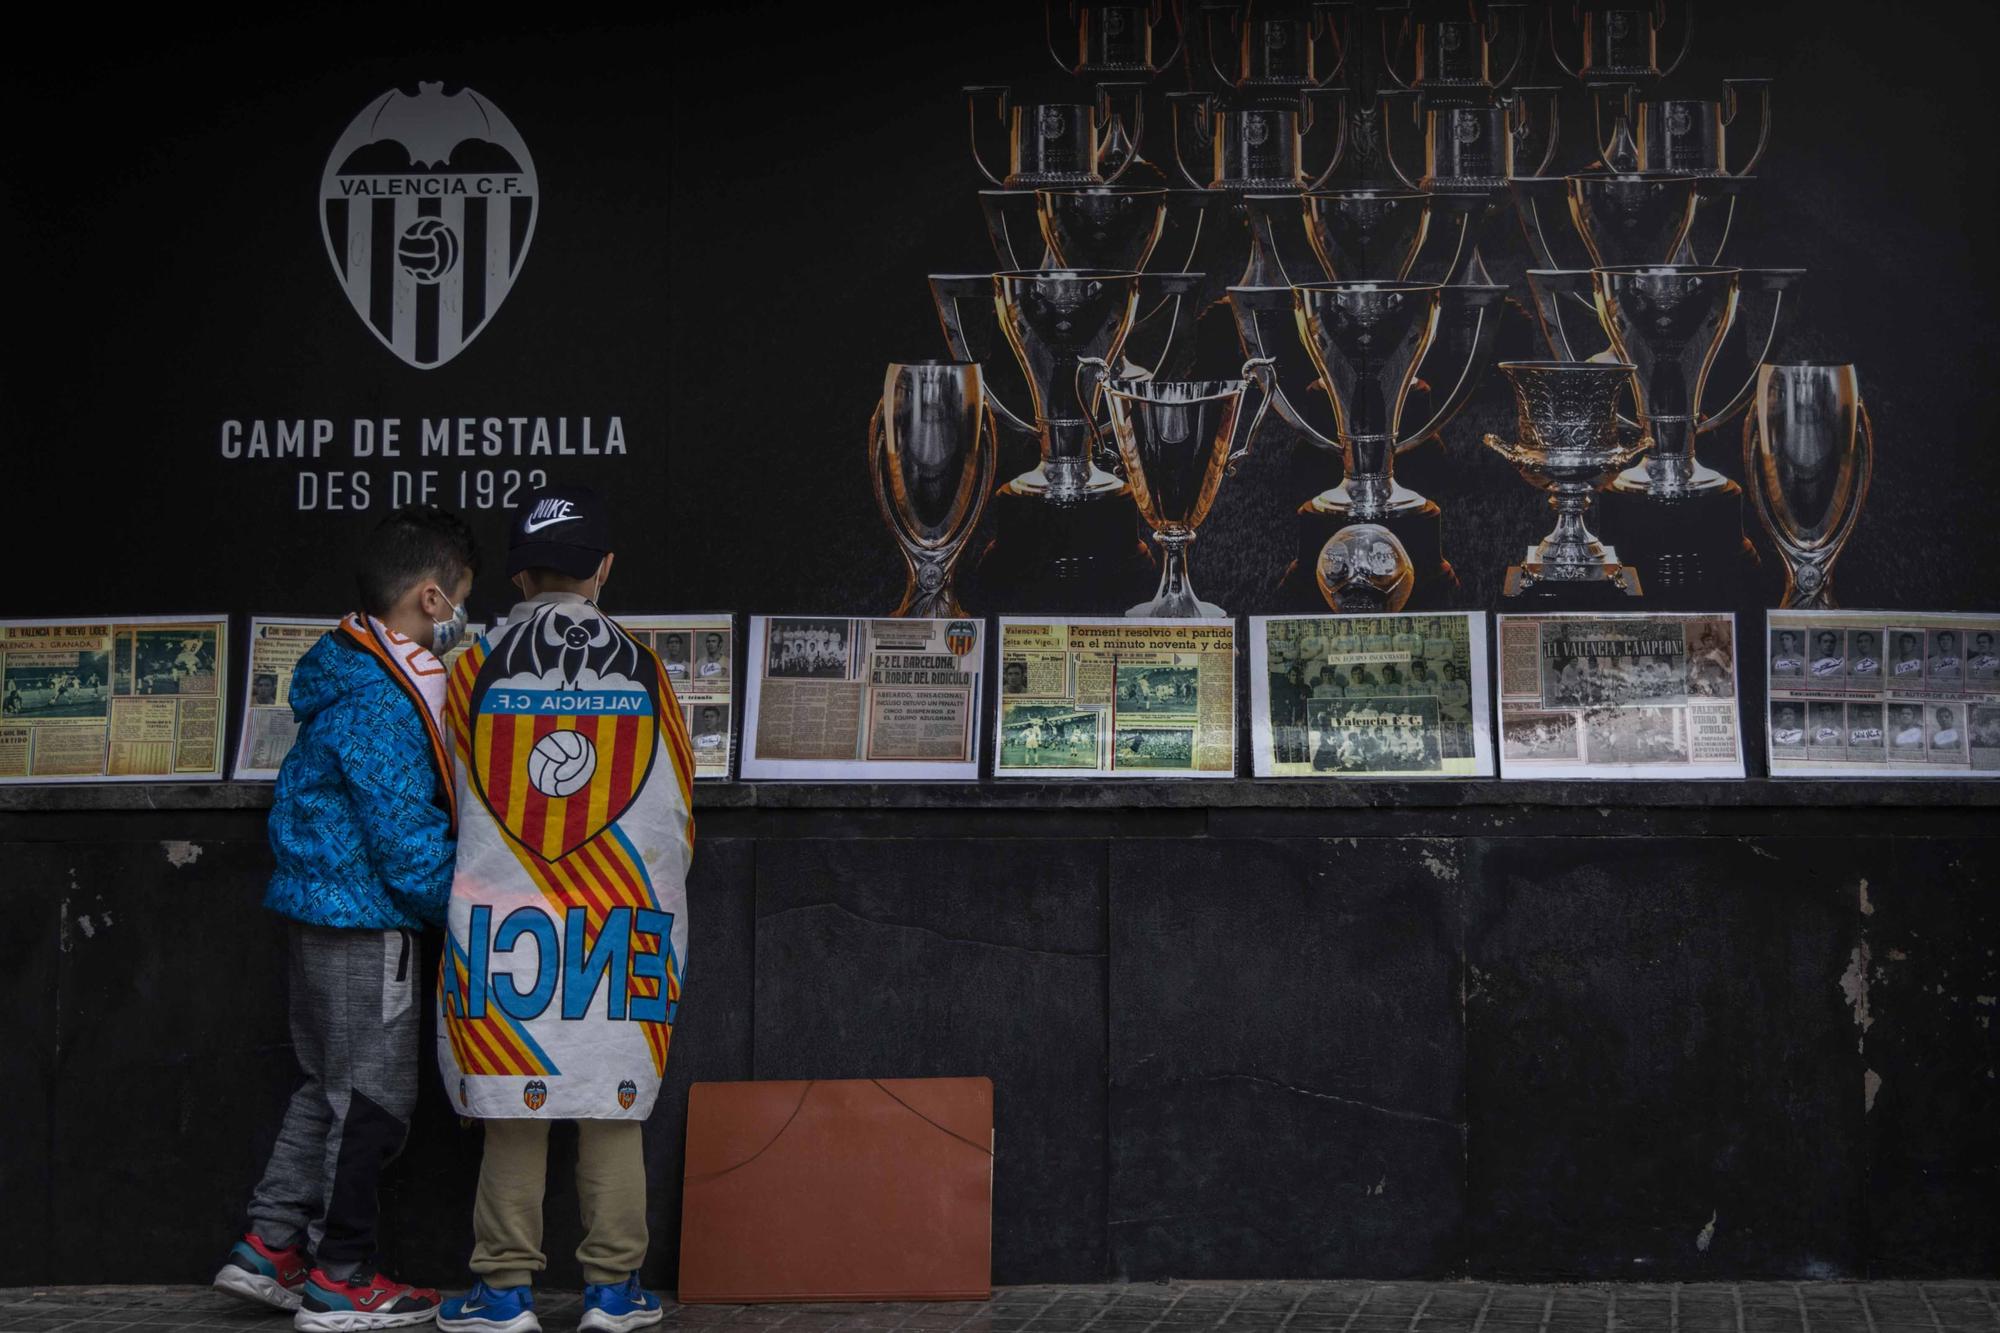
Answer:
[
  {"left": 320, "top": 82, "right": 539, "bottom": 370},
  {"left": 469, "top": 604, "right": 661, "bottom": 860}
]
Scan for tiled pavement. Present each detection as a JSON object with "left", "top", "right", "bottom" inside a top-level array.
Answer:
[{"left": 0, "top": 1283, "right": 1996, "bottom": 1333}]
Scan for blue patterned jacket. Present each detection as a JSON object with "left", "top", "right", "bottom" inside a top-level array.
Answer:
[{"left": 264, "top": 631, "right": 455, "bottom": 929}]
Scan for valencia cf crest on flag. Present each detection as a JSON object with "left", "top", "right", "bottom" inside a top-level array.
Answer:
[{"left": 468, "top": 602, "right": 661, "bottom": 861}]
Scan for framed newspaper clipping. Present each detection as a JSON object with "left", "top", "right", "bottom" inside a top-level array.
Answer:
[
  {"left": 234, "top": 616, "right": 487, "bottom": 780},
  {"left": 1249, "top": 613, "right": 1493, "bottom": 778},
  {"left": 993, "top": 617, "right": 1237, "bottom": 778},
  {"left": 621, "top": 614, "right": 736, "bottom": 780},
  {"left": 1766, "top": 609, "right": 2000, "bottom": 777},
  {"left": 1496, "top": 612, "right": 1745, "bottom": 779},
  {"left": 1, "top": 615, "right": 230, "bottom": 783},
  {"left": 740, "top": 616, "right": 984, "bottom": 780}
]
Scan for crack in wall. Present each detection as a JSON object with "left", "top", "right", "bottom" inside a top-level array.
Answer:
[{"left": 1190, "top": 1072, "right": 1463, "bottom": 1130}]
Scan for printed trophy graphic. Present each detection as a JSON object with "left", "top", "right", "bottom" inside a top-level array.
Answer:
[
  {"left": 1482, "top": 360, "right": 1651, "bottom": 602},
  {"left": 1588, "top": 263, "right": 1770, "bottom": 603},
  {"left": 869, "top": 361, "right": 998, "bottom": 618},
  {"left": 1048, "top": 0, "right": 1185, "bottom": 79},
  {"left": 1743, "top": 362, "right": 1875, "bottom": 610},
  {"left": 319, "top": 82, "right": 538, "bottom": 369},
  {"left": 1637, "top": 79, "right": 1773, "bottom": 263},
  {"left": 1248, "top": 279, "right": 1502, "bottom": 608},
  {"left": 890, "top": 0, "right": 1816, "bottom": 621},
  {"left": 1280, "top": 280, "right": 1442, "bottom": 605},
  {"left": 1549, "top": 1, "right": 1694, "bottom": 83},
  {"left": 1380, "top": 4, "right": 1529, "bottom": 104},
  {"left": 1380, "top": 88, "right": 1561, "bottom": 286},
  {"left": 1094, "top": 357, "right": 1277, "bottom": 616},
  {"left": 968, "top": 83, "right": 1146, "bottom": 187},
  {"left": 1205, "top": 1, "right": 1348, "bottom": 89},
  {"left": 1315, "top": 524, "right": 1416, "bottom": 613},
  {"left": 968, "top": 269, "right": 1164, "bottom": 609},
  {"left": 1167, "top": 85, "right": 1348, "bottom": 192},
  {"left": 1038, "top": 188, "right": 1169, "bottom": 272},
  {"left": 1567, "top": 170, "right": 1703, "bottom": 267},
  {"left": 1303, "top": 189, "right": 1432, "bottom": 280}
]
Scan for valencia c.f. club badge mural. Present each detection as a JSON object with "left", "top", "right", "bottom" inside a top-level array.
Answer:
[
  {"left": 469, "top": 602, "right": 661, "bottom": 861},
  {"left": 320, "top": 83, "right": 539, "bottom": 369}
]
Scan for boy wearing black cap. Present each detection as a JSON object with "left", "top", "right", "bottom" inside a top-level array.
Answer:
[{"left": 436, "top": 486, "right": 694, "bottom": 1333}]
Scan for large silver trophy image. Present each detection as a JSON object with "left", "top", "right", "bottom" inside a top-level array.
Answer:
[
  {"left": 951, "top": 267, "right": 1200, "bottom": 610},
  {"left": 1095, "top": 357, "right": 1276, "bottom": 617},
  {"left": 1594, "top": 263, "right": 1736, "bottom": 495},
  {"left": 1226, "top": 277, "right": 1503, "bottom": 608},
  {"left": 869, "top": 361, "right": 998, "bottom": 617},
  {"left": 994, "top": 268, "right": 1143, "bottom": 502},
  {"left": 1481, "top": 361, "right": 1651, "bottom": 602},
  {"left": 1589, "top": 262, "right": 1767, "bottom": 603},
  {"left": 1290, "top": 280, "right": 1441, "bottom": 523},
  {"left": 1743, "top": 362, "right": 1875, "bottom": 610}
]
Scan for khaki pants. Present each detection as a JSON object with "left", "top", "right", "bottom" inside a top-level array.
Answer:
[{"left": 472, "top": 1119, "right": 647, "bottom": 1289}]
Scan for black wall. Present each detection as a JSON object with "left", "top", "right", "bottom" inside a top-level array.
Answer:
[
  {"left": 3, "top": 784, "right": 1996, "bottom": 1285},
  {"left": 6, "top": 3, "right": 1999, "bottom": 619}
]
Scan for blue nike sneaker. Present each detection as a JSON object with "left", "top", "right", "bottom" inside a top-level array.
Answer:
[
  {"left": 436, "top": 1279, "right": 539, "bottom": 1333},
  {"left": 579, "top": 1274, "right": 664, "bottom": 1333}
]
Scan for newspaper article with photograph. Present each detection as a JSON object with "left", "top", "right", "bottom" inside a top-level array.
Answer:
[
  {"left": 1, "top": 615, "right": 229, "bottom": 783},
  {"left": 1767, "top": 609, "right": 2000, "bottom": 777},
  {"left": 741, "top": 616, "right": 984, "bottom": 779},
  {"left": 994, "top": 618, "right": 1236, "bottom": 778},
  {"left": 1495, "top": 612, "right": 1744, "bottom": 779},
  {"left": 1249, "top": 613, "right": 1493, "bottom": 778},
  {"left": 623, "top": 614, "right": 736, "bottom": 780},
  {"left": 233, "top": 616, "right": 488, "bottom": 780}
]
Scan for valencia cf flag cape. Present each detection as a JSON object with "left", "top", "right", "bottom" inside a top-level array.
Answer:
[{"left": 436, "top": 594, "right": 694, "bottom": 1120}]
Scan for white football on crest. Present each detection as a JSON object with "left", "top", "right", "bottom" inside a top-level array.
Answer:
[{"left": 527, "top": 729, "right": 597, "bottom": 798}]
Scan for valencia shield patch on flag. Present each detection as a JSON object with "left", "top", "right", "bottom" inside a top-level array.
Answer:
[{"left": 469, "top": 603, "right": 660, "bottom": 860}]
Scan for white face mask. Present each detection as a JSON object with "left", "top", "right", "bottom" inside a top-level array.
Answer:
[{"left": 429, "top": 588, "right": 470, "bottom": 655}]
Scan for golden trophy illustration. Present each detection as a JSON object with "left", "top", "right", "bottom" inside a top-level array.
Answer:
[
  {"left": 1743, "top": 362, "right": 1875, "bottom": 610},
  {"left": 1482, "top": 361, "right": 1651, "bottom": 603},
  {"left": 869, "top": 361, "right": 998, "bottom": 617},
  {"left": 1096, "top": 357, "right": 1276, "bottom": 616}
]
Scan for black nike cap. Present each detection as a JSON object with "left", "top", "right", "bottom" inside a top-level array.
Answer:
[{"left": 507, "top": 484, "right": 612, "bottom": 578}]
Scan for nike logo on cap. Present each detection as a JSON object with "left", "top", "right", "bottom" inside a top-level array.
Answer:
[{"left": 523, "top": 499, "right": 580, "bottom": 533}]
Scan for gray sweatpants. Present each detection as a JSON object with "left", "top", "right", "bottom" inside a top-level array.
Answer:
[{"left": 246, "top": 922, "right": 421, "bottom": 1265}]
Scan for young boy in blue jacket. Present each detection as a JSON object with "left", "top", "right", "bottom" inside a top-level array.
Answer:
[{"left": 213, "top": 505, "right": 479, "bottom": 1330}]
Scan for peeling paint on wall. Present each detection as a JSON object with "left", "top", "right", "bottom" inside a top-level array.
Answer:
[
  {"left": 162, "top": 840, "right": 204, "bottom": 867},
  {"left": 1857, "top": 878, "right": 1873, "bottom": 916},
  {"left": 1864, "top": 1069, "right": 1882, "bottom": 1113},
  {"left": 1695, "top": 1211, "right": 1717, "bottom": 1252},
  {"left": 1839, "top": 943, "right": 1873, "bottom": 1050},
  {"left": 1418, "top": 848, "right": 1458, "bottom": 882}
]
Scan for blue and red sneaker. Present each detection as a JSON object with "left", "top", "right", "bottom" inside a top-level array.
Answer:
[
  {"left": 293, "top": 1265, "right": 441, "bottom": 1331},
  {"left": 211, "top": 1232, "right": 309, "bottom": 1312},
  {"left": 437, "top": 1279, "right": 540, "bottom": 1333},
  {"left": 579, "top": 1274, "right": 664, "bottom": 1333}
]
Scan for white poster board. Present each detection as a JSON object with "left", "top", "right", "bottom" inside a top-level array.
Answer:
[
  {"left": 1249, "top": 612, "right": 1493, "bottom": 778},
  {"left": 741, "top": 615, "right": 984, "bottom": 781},
  {"left": 1495, "top": 612, "right": 1745, "bottom": 780}
]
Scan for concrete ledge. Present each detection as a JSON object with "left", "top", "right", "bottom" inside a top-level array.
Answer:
[{"left": 2, "top": 777, "right": 1996, "bottom": 814}]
